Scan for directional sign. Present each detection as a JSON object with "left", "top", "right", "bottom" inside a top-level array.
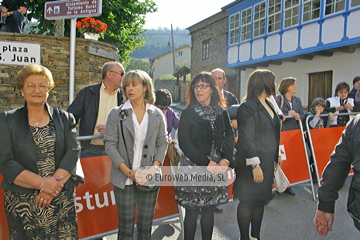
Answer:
[{"left": 45, "top": 0, "right": 102, "bottom": 20}]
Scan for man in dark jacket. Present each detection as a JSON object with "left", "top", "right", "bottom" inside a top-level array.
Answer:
[
  {"left": 67, "top": 62, "right": 124, "bottom": 158},
  {"left": 1, "top": 0, "right": 28, "bottom": 33},
  {"left": 314, "top": 114, "right": 360, "bottom": 236}
]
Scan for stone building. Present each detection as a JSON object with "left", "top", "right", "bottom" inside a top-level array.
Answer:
[
  {"left": 187, "top": 10, "right": 241, "bottom": 100},
  {"left": 0, "top": 32, "right": 118, "bottom": 112}
]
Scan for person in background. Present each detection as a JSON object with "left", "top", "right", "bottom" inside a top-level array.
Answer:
[
  {"left": 176, "top": 72, "right": 235, "bottom": 240},
  {"left": 305, "top": 98, "right": 334, "bottom": 129},
  {"left": 211, "top": 68, "right": 239, "bottom": 213},
  {"left": 314, "top": 114, "right": 360, "bottom": 236},
  {"left": 0, "top": 64, "right": 83, "bottom": 239},
  {"left": 67, "top": 62, "right": 124, "bottom": 158},
  {"left": 212, "top": 68, "right": 239, "bottom": 129},
  {"left": 234, "top": 69, "right": 281, "bottom": 240},
  {"left": 348, "top": 76, "right": 360, "bottom": 99},
  {"left": 154, "top": 89, "right": 180, "bottom": 139},
  {"left": 0, "top": 0, "right": 28, "bottom": 33},
  {"left": 104, "top": 70, "right": 168, "bottom": 240},
  {"left": 325, "top": 82, "right": 359, "bottom": 127},
  {"left": 276, "top": 77, "right": 305, "bottom": 196}
]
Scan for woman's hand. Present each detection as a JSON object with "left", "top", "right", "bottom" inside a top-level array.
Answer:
[
  {"left": 206, "top": 161, "right": 218, "bottom": 175},
  {"left": 277, "top": 156, "right": 282, "bottom": 167},
  {"left": 42, "top": 176, "right": 64, "bottom": 197},
  {"left": 344, "top": 103, "right": 353, "bottom": 110},
  {"left": 252, "top": 165, "right": 263, "bottom": 183},
  {"left": 328, "top": 112, "right": 335, "bottom": 121},
  {"left": 217, "top": 159, "right": 230, "bottom": 174},
  {"left": 36, "top": 192, "right": 53, "bottom": 208}
]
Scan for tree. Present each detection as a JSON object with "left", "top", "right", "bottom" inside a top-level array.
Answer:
[
  {"left": 27, "top": 0, "right": 157, "bottom": 64},
  {"left": 126, "top": 58, "right": 150, "bottom": 73}
]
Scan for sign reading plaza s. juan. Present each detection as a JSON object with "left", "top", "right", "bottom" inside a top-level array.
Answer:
[
  {"left": 0, "top": 41, "right": 41, "bottom": 66},
  {"left": 45, "top": 0, "right": 102, "bottom": 20}
]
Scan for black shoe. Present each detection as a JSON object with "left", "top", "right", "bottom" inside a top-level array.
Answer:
[
  {"left": 213, "top": 205, "right": 223, "bottom": 213},
  {"left": 284, "top": 188, "right": 295, "bottom": 195}
]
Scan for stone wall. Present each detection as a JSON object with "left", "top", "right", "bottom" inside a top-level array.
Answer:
[
  {"left": 0, "top": 32, "right": 119, "bottom": 112},
  {"left": 154, "top": 79, "right": 189, "bottom": 104}
]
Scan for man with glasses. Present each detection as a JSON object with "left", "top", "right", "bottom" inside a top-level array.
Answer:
[
  {"left": 67, "top": 62, "right": 124, "bottom": 158},
  {"left": 211, "top": 68, "right": 239, "bottom": 214}
]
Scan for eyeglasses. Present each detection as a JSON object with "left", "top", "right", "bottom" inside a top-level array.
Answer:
[
  {"left": 156, "top": 106, "right": 168, "bottom": 111},
  {"left": 192, "top": 84, "right": 210, "bottom": 90},
  {"left": 24, "top": 83, "right": 49, "bottom": 92},
  {"left": 110, "top": 71, "right": 125, "bottom": 77}
]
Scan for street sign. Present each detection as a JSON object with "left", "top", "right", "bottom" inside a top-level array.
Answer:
[{"left": 45, "top": 0, "right": 102, "bottom": 20}]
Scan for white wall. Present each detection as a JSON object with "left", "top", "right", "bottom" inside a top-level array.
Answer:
[{"left": 239, "top": 48, "right": 360, "bottom": 106}]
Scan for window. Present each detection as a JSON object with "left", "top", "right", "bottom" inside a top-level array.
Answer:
[
  {"left": 230, "top": 13, "right": 240, "bottom": 44},
  {"left": 303, "top": 0, "right": 320, "bottom": 22},
  {"left": 254, "top": 1, "right": 266, "bottom": 37},
  {"left": 178, "top": 51, "right": 183, "bottom": 57},
  {"left": 352, "top": 0, "right": 360, "bottom": 7},
  {"left": 241, "top": 7, "right": 252, "bottom": 41},
  {"left": 268, "top": 0, "right": 282, "bottom": 33},
  {"left": 284, "top": 0, "right": 300, "bottom": 28},
  {"left": 202, "top": 40, "right": 209, "bottom": 60},
  {"left": 325, "top": 0, "right": 346, "bottom": 15}
]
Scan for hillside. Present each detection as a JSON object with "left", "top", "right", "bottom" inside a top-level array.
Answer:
[{"left": 130, "top": 27, "right": 191, "bottom": 60}]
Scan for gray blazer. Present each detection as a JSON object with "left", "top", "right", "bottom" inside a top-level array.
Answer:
[
  {"left": 104, "top": 104, "right": 168, "bottom": 189},
  {"left": 276, "top": 94, "right": 305, "bottom": 131}
]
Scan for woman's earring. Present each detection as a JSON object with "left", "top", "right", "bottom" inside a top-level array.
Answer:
[
  {"left": 21, "top": 92, "right": 24, "bottom": 96},
  {"left": 144, "top": 91, "right": 147, "bottom": 98}
]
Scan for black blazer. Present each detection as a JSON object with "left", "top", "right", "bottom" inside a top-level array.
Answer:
[
  {"left": 0, "top": 103, "right": 83, "bottom": 194},
  {"left": 67, "top": 82, "right": 123, "bottom": 150},
  {"left": 178, "top": 107, "right": 235, "bottom": 167},
  {"left": 236, "top": 98, "right": 281, "bottom": 170}
]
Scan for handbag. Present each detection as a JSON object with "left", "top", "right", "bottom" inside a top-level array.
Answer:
[
  {"left": 120, "top": 108, "right": 160, "bottom": 192},
  {"left": 167, "top": 139, "right": 180, "bottom": 166},
  {"left": 274, "top": 165, "right": 290, "bottom": 193}
]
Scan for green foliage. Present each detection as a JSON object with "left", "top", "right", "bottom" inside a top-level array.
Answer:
[
  {"left": 27, "top": 0, "right": 157, "bottom": 65},
  {"left": 130, "top": 28, "right": 191, "bottom": 59},
  {"left": 158, "top": 74, "right": 176, "bottom": 80},
  {"left": 126, "top": 58, "right": 150, "bottom": 72}
]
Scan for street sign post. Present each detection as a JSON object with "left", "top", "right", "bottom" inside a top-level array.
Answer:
[{"left": 45, "top": 0, "right": 102, "bottom": 20}]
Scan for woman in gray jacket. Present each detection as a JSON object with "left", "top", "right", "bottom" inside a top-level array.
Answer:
[{"left": 104, "top": 70, "right": 168, "bottom": 240}]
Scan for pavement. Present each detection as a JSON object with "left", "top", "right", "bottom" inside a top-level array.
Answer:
[{"left": 99, "top": 104, "right": 359, "bottom": 240}]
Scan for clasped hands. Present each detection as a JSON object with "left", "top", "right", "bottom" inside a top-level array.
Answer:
[
  {"left": 132, "top": 166, "right": 159, "bottom": 186},
  {"left": 36, "top": 176, "right": 64, "bottom": 209},
  {"left": 206, "top": 159, "right": 229, "bottom": 175}
]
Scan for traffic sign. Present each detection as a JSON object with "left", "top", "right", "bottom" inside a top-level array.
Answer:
[{"left": 45, "top": 0, "right": 102, "bottom": 20}]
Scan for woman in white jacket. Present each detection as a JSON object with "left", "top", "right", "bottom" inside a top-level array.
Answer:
[{"left": 325, "top": 82, "right": 358, "bottom": 127}]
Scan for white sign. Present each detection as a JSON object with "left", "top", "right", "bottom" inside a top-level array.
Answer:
[
  {"left": 279, "top": 144, "right": 287, "bottom": 161},
  {"left": 0, "top": 41, "right": 41, "bottom": 66}
]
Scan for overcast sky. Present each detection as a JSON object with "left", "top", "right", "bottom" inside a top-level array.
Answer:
[{"left": 143, "top": 0, "right": 234, "bottom": 29}]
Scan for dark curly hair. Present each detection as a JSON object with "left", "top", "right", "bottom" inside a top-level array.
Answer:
[{"left": 155, "top": 89, "right": 172, "bottom": 107}]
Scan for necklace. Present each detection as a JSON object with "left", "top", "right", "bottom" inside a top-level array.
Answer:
[{"left": 29, "top": 112, "right": 47, "bottom": 126}]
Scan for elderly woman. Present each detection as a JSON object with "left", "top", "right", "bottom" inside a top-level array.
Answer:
[
  {"left": 175, "top": 72, "right": 235, "bottom": 240},
  {"left": 104, "top": 70, "right": 168, "bottom": 240},
  {"left": 155, "top": 89, "right": 180, "bottom": 138},
  {"left": 0, "top": 64, "right": 83, "bottom": 239},
  {"left": 234, "top": 69, "right": 281, "bottom": 240},
  {"left": 325, "top": 82, "right": 359, "bottom": 127},
  {"left": 276, "top": 77, "right": 305, "bottom": 131}
]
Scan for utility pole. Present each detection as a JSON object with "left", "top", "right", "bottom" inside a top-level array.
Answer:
[{"left": 171, "top": 24, "right": 176, "bottom": 74}]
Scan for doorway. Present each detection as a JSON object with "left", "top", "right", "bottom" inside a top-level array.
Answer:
[{"left": 308, "top": 71, "right": 333, "bottom": 111}]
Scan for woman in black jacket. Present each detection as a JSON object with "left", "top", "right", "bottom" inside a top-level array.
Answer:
[
  {"left": 234, "top": 69, "right": 281, "bottom": 240},
  {"left": 0, "top": 64, "right": 83, "bottom": 239},
  {"left": 175, "top": 72, "right": 235, "bottom": 240}
]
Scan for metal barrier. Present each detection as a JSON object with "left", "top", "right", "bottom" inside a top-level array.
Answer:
[{"left": 305, "top": 112, "right": 359, "bottom": 188}]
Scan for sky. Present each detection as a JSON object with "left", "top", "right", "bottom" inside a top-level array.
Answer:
[{"left": 143, "top": 0, "right": 235, "bottom": 30}]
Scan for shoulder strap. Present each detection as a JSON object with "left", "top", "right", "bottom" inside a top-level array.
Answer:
[
  {"left": 280, "top": 94, "right": 284, "bottom": 110},
  {"left": 119, "top": 104, "right": 131, "bottom": 169}
]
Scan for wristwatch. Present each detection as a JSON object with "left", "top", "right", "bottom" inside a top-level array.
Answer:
[
  {"left": 152, "top": 164, "right": 160, "bottom": 172},
  {"left": 251, "top": 164, "right": 258, "bottom": 169}
]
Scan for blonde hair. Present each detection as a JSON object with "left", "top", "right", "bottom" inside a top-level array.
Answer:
[
  {"left": 16, "top": 64, "right": 55, "bottom": 90},
  {"left": 122, "top": 70, "right": 155, "bottom": 104}
]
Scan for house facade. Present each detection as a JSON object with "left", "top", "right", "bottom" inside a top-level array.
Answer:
[
  {"left": 188, "top": 11, "right": 240, "bottom": 100},
  {"left": 150, "top": 45, "right": 191, "bottom": 80},
  {"left": 224, "top": 0, "right": 360, "bottom": 108}
]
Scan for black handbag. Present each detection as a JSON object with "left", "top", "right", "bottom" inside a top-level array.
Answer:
[{"left": 119, "top": 109, "right": 160, "bottom": 192}]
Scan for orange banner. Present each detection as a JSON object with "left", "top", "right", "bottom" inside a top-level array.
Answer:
[
  {"left": 279, "top": 129, "right": 310, "bottom": 184},
  {"left": 309, "top": 126, "right": 349, "bottom": 178},
  {"left": 0, "top": 155, "right": 180, "bottom": 239}
]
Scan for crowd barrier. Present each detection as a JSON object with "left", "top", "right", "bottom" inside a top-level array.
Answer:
[{"left": 305, "top": 112, "right": 358, "bottom": 186}]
